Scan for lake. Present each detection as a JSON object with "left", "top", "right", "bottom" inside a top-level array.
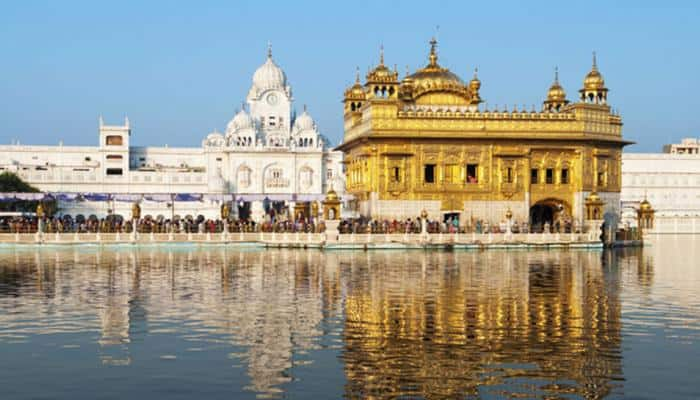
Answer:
[{"left": 0, "top": 236, "right": 698, "bottom": 399}]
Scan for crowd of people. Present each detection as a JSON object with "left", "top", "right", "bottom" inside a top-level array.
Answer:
[
  {"left": 336, "top": 216, "right": 582, "bottom": 234},
  {"left": 0, "top": 214, "right": 583, "bottom": 235},
  {"left": 0, "top": 214, "right": 330, "bottom": 234}
]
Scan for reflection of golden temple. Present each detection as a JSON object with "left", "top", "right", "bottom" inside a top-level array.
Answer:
[
  {"left": 339, "top": 41, "right": 630, "bottom": 225},
  {"left": 10, "top": 246, "right": 696, "bottom": 399},
  {"left": 340, "top": 251, "right": 622, "bottom": 399}
]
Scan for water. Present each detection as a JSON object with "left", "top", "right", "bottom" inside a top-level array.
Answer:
[{"left": 0, "top": 236, "right": 699, "bottom": 399}]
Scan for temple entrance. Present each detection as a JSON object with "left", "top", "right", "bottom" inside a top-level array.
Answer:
[
  {"left": 237, "top": 201, "right": 251, "bottom": 220},
  {"left": 529, "top": 199, "right": 570, "bottom": 233},
  {"left": 443, "top": 212, "right": 460, "bottom": 224}
]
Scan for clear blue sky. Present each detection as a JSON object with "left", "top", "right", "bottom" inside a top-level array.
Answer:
[{"left": 1, "top": 0, "right": 698, "bottom": 151}]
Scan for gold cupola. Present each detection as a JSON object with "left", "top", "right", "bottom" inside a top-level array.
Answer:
[
  {"left": 400, "top": 38, "right": 481, "bottom": 107},
  {"left": 469, "top": 68, "right": 482, "bottom": 105},
  {"left": 344, "top": 67, "right": 366, "bottom": 114},
  {"left": 543, "top": 67, "right": 569, "bottom": 112},
  {"left": 579, "top": 52, "right": 608, "bottom": 104},
  {"left": 366, "top": 45, "right": 399, "bottom": 99}
]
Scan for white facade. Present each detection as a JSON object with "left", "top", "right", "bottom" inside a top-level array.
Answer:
[
  {"left": 621, "top": 146, "right": 700, "bottom": 233},
  {"left": 0, "top": 47, "right": 345, "bottom": 220}
]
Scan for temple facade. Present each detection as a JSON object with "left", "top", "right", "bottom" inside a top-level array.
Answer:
[
  {"left": 0, "top": 45, "right": 345, "bottom": 220},
  {"left": 338, "top": 39, "right": 630, "bottom": 230},
  {"left": 621, "top": 138, "right": 700, "bottom": 233}
]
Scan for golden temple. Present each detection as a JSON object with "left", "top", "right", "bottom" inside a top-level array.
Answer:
[{"left": 338, "top": 39, "right": 632, "bottom": 228}]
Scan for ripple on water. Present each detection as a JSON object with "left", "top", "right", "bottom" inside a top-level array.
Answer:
[{"left": 0, "top": 240, "right": 698, "bottom": 399}]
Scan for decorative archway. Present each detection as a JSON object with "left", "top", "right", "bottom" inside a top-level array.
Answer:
[{"left": 529, "top": 198, "right": 571, "bottom": 233}]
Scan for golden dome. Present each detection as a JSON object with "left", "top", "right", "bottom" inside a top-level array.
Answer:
[
  {"left": 344, "top": 67, "right": 366, "bottom": 100},
  {"left": 406, "top": 38, "right": 465, "bottom": 89},
  {"left": 547, "top": 68, "right": 567, "bottom": 101},
  {"left": 640, "top": 198, "right": 653, "bottom": 211},
  {"left": 583, "top": 52, "right": 606, "bottom": 90},
  {"left": 586, "top": 191, "right": 602, "bottom": 203},
  {"left": 325, "top": 188, "right": 339, "bottom": 202},
  {"left": 366, "top": 45, "right": 398, "bottom": 83},
  {"left": 401, "top": 38, "right": 480, "bottom": 104}
]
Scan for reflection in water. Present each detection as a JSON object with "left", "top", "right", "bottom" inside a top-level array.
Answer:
[
  {"left": 341, "top": 251, "right": 622, "bottom": 399},
  {"left": 0, "top": 239, "right": 699, "bottom": 399}
]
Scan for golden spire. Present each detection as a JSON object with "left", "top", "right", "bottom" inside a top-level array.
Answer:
[
  {"left": 355, "top": 66, "right": 360, "bottom": 84},
  {"left": 429, "top": 37, "right": 438, "bottom": 66},
  {"left": 469, "top": 67, "right": 482, "bottom": 96},
  {"left": 554, "top": 66, "right": 560, "bottom": 84},
  {"left": 592, "top": 51, "right": 597, "bottom": 71},
  {"left": 379, "top": 44, "right": 384, "bottom": 66}
]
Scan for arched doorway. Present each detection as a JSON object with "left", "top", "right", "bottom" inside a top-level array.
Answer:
[{"left": 529, "top": 199, "right": 570, "bottom": 233}]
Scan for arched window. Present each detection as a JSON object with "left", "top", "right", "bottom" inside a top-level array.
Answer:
[
  {"left": 237, "top": 165, "right": 252, "bottom": 189},
  {"left": 299, "top": 166, "right": 313, "bottom": 189}
]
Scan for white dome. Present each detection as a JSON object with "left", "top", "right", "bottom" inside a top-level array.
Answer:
[
  {"left": 252, "top": 56, "right": 287, "bottom": 92},
  {"left": 226, "top": 109, "right": 255, "bottom": 134},
  {"left": 293, "top": 109, "right": 315, "bottom": 132},
  {"left": 203, "top": 131, "right": 225, "bottom": 147}
]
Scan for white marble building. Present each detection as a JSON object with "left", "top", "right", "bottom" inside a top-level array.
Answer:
[
  {"left": 621, "top": 138, "right": 700, "bottom": 233},
  {"left": 0, "top": 46, "right": 345, "bottom": 220}
]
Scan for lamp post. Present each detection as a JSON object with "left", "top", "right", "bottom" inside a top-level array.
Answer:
[
  {"left": 131, "top": 201, "right": 141, "bottom": 241},
  {"left": 505, "top": 207, "right": 513, "bottom": 235}
]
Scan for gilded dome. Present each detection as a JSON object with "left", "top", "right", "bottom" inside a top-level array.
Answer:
[
  {"left": 407, "top": 39, "right": 464, "bottom": 88},
  {"left": 586, "top": 192, "right": 602, "bottom": 203},
  {"left": 640, "top": 198, "right": 653, "bottom": 211},
  {"left": 546, "top": 68, "right": 567, "bottom": 101},
  {"left": 325, "top": 187, "right": 339, "bottom": 202},
  {"left": 366, "top": 46, "right": 398, "bottom": 83},
  {"left": 407, "top": 65, "right": 465, "bottom": 89},
  {"left": 344, "top": 67, "right": 366, "bottom": 99},
  {"left": 583, "top": 53, "right": 605, "bottom": 90},
  {"left": 400, "top": 38, "right": 480, "bottom": 105}
]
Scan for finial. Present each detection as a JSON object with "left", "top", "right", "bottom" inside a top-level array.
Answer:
[
  {"left": 429, "top": 37, "right": 438, "bottom": 66},
  {"left": 379, "top": 44, "right": 384, "bottom": 66},
  {"left": 124, "top": 115, "right": 129, "bottom": 127},
  {"left": 554, "top": 66, "right": 559, "bottom": 84},
  {"left": 592, "top": 51, "right": 597, "bottom": 70},
  {"left": 355, "top": 66, "right": 360, "bottom": 83},
  {"left": 473, "top": 67, "right": 479, "bottom": 79},
  {"left": 303, "top": 104, "right": 307, "bottom": 112},
  {"left": 394, "top": 64, "right": 398, "bottom": 74},
  {"left": 406, "top": 65, "right": 410, "bottom": 77},
  {"left": 99, "top": 115, "right": 104, "bottom": 127},
  {"left": 267, "top": 41, "right": 272, "bottom": 59}
]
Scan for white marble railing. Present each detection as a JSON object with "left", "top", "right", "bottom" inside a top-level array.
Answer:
[{"left": 0, "top": 231, "right": 601, "bottom": 246}]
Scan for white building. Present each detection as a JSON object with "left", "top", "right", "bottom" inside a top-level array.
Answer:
[
  {"left": 0, "top": 46, "right": 345, "bottom": 221},
  {"left": 621, "top": 138, "right": 700, "bottom": 233}
]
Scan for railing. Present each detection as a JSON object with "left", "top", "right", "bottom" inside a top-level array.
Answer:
[{"left": 0, "top": 231, "right": 602, "bottom": 246}]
